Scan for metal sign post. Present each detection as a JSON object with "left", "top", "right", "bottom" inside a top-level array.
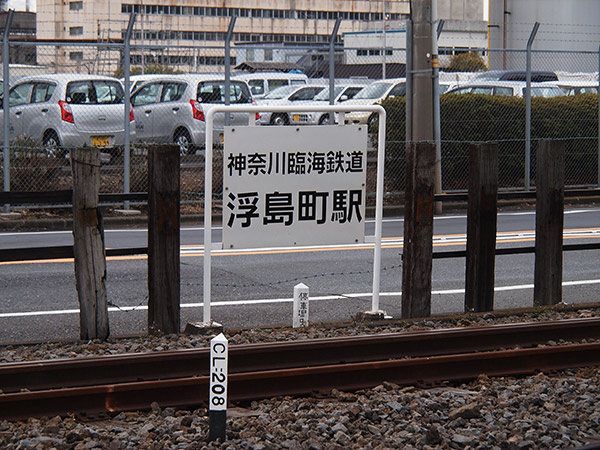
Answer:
[{"left": 204, "top": 104, "right": 386, "bottom": 325}]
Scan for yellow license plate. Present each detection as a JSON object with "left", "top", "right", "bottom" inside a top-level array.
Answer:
[
  {"left": 293, "top": 114, "right": 300, "bottom": 122},
  {"left": 91, "top": 136, "right": 110, "bottom": 147},
  {"left": 220, "top": 134, "right": 224, "bottom": 143}
]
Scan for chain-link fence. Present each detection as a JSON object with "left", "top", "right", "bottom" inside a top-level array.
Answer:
[{"left": 1, "top": 33, "right": 599, "bottom": 214}]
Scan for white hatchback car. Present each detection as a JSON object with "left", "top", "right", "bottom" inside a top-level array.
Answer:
[
  {"left": 254, "top": 84, "right": 327, "bottom": 125},
  {"left": 444, "top": 81, "right": 565, "bottom": 98},
  {"left": 289, "top": 83, "right": 370, "bottom": 126},
  {"left": 340, "top": 78, "right": 407, "bottom": 125},
  {"left": 131, "top": 74, "right": 254, "bottom": 154},
  {"left": 232, "top": 71, "right": 308, "bottom": 99},
  {"left": 1, "top": 73, "right": 132, "bottom": 157}
]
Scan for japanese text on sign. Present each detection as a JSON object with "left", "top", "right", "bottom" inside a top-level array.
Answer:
[
  {"left": 222, "top": 125, "right": 368, "bottom": 249},
  {"left": 227, "top": 150, "right": 365, "bottom": 177}
]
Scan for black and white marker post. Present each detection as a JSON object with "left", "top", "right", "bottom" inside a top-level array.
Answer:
[{"left": 209, "top": 333, "right": 228, "bottom": 442}]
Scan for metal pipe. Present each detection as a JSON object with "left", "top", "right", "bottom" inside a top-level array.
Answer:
[
  {"left": 329, "top": 18, "right": 342, "bottom": 123},
  {"left": 2, "top": 9, "right": 14, "bottom": 213},
  {"left": 123, "top": 13, "right": 135, "bottom": 210},
  {"left": 406, "top": 19, "right": 413, "bottom": 144},
  {"left": 525, "top": 22, "right": 540, "bottom": 190},
  {"left": 382, "top": 0, "right": 386, "bottom": 80},
  {"left": 224, "top": 16, "right": 237, "bottom": 126},
  {"left": 433, "top": 3, "right": 443, "bottom": 214}
]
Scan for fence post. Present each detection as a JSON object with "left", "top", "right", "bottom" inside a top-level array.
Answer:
[
  {"left": 433, "top": 16, "right": 444, "bottom": 214},
  {"left": 598, "top": 43, "right": 600, "bottom": 186},
  {"left": 534, "top": 140, "right": 565, "bottom": 306},
  {"left": 224, "top": 16, "right": 236, "bottom": 126},
  {"left": 148, "top": 144, "right": 180, "bottom": 335},
  {"left": 122, "top": 13, "right": 135, "bottom": 210},
  {"left": 465, "top": 143, "right": 498, "bottom": 313},
  {"left": 72, "top": 147, "right": 109, "bottom": 341},
  {"left": 402, "top": 142, "right": 435, "bottom": 318},
  {"left": 2, "top": 9, "right": 14, "bottom": 213},
  {"left": 525, "top": 22, "right": 540, "bottom": 190},
  {"left": 328, "top": 17, "right": 342, "bottom": 124}
]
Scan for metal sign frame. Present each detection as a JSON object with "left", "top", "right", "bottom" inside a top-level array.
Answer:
[{"left": 203, "top": 104, "right": 386, "bottom": 324}]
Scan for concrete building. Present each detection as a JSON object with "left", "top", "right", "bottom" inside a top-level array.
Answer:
[
  {"left": 488, "top": 0, "right": 600, "bottom": 72},
  {"left": 0, "top": 10, "right": 36, "bottom": 65},
  {"left": 32, "top": 0, "right": 490, "bottom": 75},
  {"left": 34, "top": 0, "right": 411, "bottom": 74}
]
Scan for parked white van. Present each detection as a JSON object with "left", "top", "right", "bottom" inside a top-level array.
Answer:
[{"left": 232, "top": 72, "right": 308, "bottom": 99}]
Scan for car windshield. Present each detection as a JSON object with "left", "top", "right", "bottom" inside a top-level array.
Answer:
[
  {"left": 313, "top": 86, "right": 345, "bottom": 101},
  {"left": 353, "top": 82, "right": 392, "bottom": 99},
  {"left": 529, "top": 86, "right": 564, "bottom": 98},
  {"left": 197, "top": 81, "right": 251, "bottom": 104},
  {"left": 66, "top": 80, "right": 124, "bottom": 104},
  {"left": 263, "top": 85, "right": 300, "bottom": 100}
]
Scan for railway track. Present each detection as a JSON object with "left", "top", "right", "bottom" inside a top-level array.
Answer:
[{"left": 1, "top": 317, "right": 600, "bottom": 421}]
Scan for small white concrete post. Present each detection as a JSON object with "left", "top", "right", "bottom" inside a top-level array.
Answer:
[
  {"left": 209, "top": 333, "right": 228, "bottom": 442},
  {"left": 293, "top": 283, "right": 309, "bottom": 328}
]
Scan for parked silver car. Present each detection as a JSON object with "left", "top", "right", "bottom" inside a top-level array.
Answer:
[
  {"left": 254, "top": 84, "right": 327, "bottom": 125},
  {"left": 1, "top": 73, "right": 132, "bottom": 157},
  {"left": 131, "top": 74, "right": 254, "bottom": 154},
  {"left": 340, "top": 78, "right": 407, "bottom": 125},
  {"left": 444, "top": 81, "right": 565, "bottom": 98},
  {"left": 289, "top": 83, "right": 369, "bottom": 125}
]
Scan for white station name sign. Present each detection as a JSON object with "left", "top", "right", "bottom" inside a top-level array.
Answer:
[{"left": 222, "top": 125, "right": 368, "bottom": 249}]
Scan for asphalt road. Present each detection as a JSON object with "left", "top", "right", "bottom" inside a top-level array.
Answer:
[{"left": 1, "top": 206, "right": 599, "bottom": 343}]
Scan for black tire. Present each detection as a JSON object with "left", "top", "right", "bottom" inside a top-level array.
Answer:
[
  {"left": 318, "top": 114, "right": 331, "bottom": 125},
  {"left": 174, "top": 128, "right": 195, "bottom": 155},
  {"left": 42, "top": 131, "right": 66, "bottom": 159},
  {"left": 270, "top": 114, "right": 289, "bottom": 126}
]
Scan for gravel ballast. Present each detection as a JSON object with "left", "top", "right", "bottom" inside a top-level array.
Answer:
[{"left": 1, "top": 305, "right": 600, "bottom": 449}]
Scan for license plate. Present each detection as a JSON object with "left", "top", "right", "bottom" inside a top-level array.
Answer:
[
  {"left": 293, "top": 114, "right": 300, "bottom": 122},
  {"left": 91, "top": 136, "right": 110, "bottom": 147},
  {"left": 220, "top": 134, "right": 224, "bottom": 144}
]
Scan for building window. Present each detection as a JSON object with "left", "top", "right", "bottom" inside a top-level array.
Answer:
[
  {"left": 69, "top": 1, "right": 83, "bottom": 11},
  {"left": 264, "top": 48, "right": 273, "bottom": 61},
  {"left": 70, "top": 26, "right": 84, "bottom": 36},
  {"left": 69, "top": 52, "right": 83, "bottom": 61}
]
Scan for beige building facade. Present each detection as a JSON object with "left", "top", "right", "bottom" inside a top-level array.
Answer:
[{"left": 33, "top": 0, "right": 483, "bottom": 75}]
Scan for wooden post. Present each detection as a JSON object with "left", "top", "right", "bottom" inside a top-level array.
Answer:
[
  {"left": 148, "top": 144, "right": 181, "bottom": 334},
  {"left": 72, "top": 147, "right": 109, "bottom": 341},
  {"left": 534, "top": 140, "right": 565, "bottom": 306},
  {"left": 465, "top": 143, "right": 498, "bottom": 312},
  {"left": 402, "top": 142, "right": 435, "bottom": 318}
]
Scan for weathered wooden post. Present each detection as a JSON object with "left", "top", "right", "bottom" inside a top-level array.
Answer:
[
  {"left": 72, "top": 147, "right": 109, "bottom": 340},
  {"left": 402, "top": 142, "right": 435, "bottom": 318},
  {"left": 465, "top": 143, "right": 498, "bottom": 312},
  {"left": 148, "top": 144, "right": 180, "bottom": 334},
  {"left": 534, "top": 140, "right": 565, "bottom": 306}
]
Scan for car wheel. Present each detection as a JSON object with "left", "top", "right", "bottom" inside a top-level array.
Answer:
[
  {"left": 174, "top": 129, "right": 194, "bottom": 155},
  {"left": 270, "top": 114, "right": 288, "bottom": 126},
  {"left": 367, "top": 114, "right": 377, "bottom": 128},
  {"left": 42, "top": 131, "right": 65, "bottom": 159},
  {"left": 318, "top": 114, "right": 331, "bottom": 125}
]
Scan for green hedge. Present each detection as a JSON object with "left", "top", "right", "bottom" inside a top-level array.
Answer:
[{"left": 379, "top": 93, "right": 599, "bottom": 190}]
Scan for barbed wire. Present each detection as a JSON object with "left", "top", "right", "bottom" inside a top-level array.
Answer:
[{"left": 181, "top": 263, "right": 403, "bottom": 290}]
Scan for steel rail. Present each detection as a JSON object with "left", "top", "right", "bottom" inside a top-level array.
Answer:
[
  {"left": 1, "top": 318, "right": 600, "bottom": 394},
  {"left": 1, "top": 342, "right": 599, "bottom": 421}
]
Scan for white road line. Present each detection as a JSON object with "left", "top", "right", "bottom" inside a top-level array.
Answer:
[{"left": 2, "top": 278, "right": 599, "bottom": 318}]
